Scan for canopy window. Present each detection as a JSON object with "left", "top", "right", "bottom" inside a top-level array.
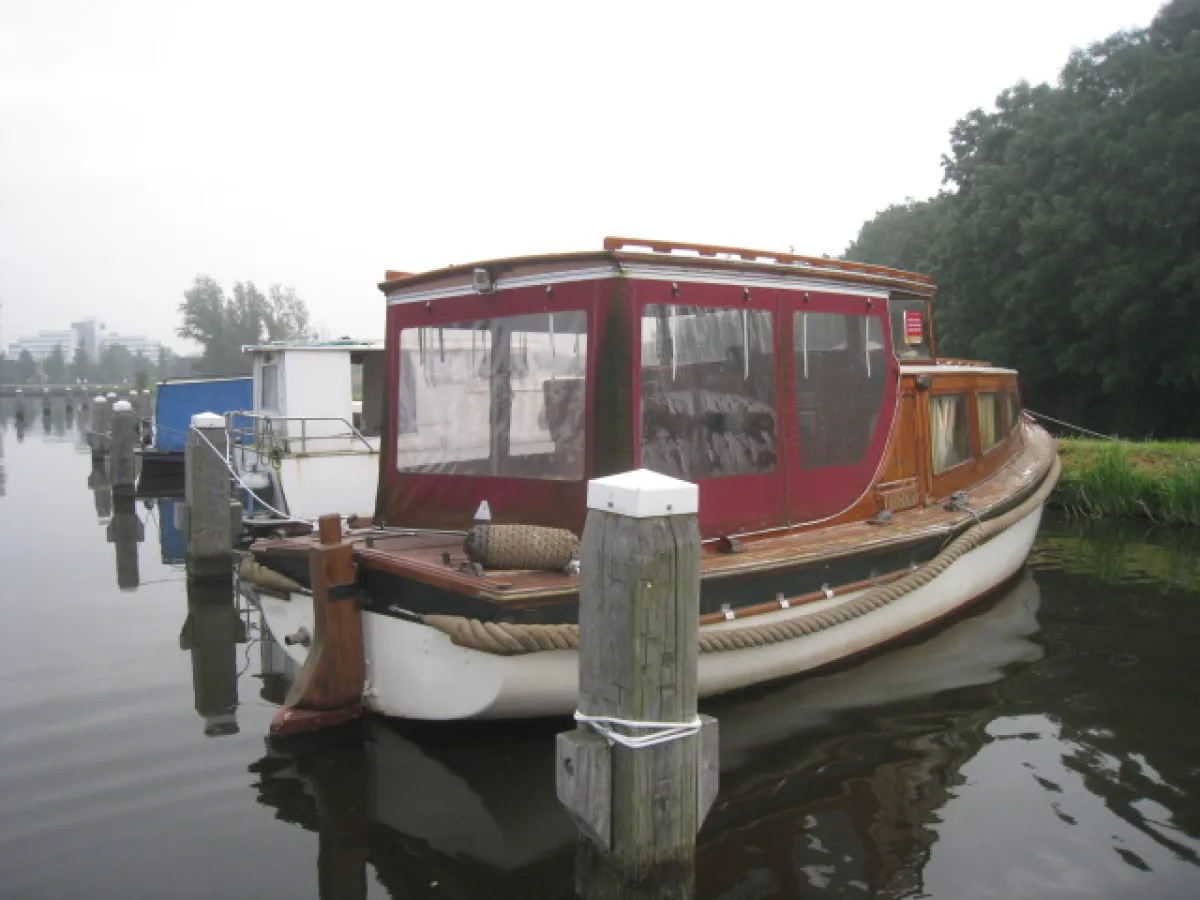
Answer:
[
  {"left": 931, "top": 393, "right": 971, "bottom": 473},
  {"left": 794, "top": 312, "right": 887, "bottom": 470},
  {"left": 640, "top": 305, "right": 777, "bottom": 480},
  {"left": 396, "top": 311, "right": 588, "bottom": 479}
]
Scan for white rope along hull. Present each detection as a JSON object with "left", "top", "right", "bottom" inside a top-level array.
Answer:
[{"left": 253, "top": 500, "right": 1045, "bottom": 721}]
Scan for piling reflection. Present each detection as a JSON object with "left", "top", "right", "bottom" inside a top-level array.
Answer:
[
  {"left": 243, "top": 571, "right": 1049, "bottom": 898},
  {"left": 106, "top": 496, "right": 144, "bottom": 590},
  {"left": 87, "top": 460, "right": 112, "bottom": 522},
  {"left": 179, "top": 578, "right": 247, "bottom": 736}
]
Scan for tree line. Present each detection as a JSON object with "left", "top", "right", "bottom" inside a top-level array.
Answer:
[
  {"left": 0, "top": 342, "right": 168, "bottom": 388},
  {"left": 176, "top": 277, "right": 313, "bottom": 375},
  {"left": 844, "top": 0, "right": 1200, "bottom": 439},
  {"left": 1, "top": 275, "right": 314, "bottom": 385}
]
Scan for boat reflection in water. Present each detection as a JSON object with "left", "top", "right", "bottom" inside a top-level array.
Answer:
[{"left": 245, "top": 570, "right": 1042, "bottom": 898}]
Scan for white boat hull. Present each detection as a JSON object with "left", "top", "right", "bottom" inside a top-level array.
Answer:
[{"left": 251, "top": 500, "right": 1045, "bottom": 721}]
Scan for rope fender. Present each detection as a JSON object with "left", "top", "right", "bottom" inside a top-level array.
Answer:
[{"left": 421, "top": 447, "right": 1061, "bottom": 657}]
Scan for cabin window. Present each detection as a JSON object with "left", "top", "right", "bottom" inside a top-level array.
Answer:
[
  {"left": 794, "top": 312, "right": 886, "bottom": 470},
  {"left": 889, "top": 294, "right": 931, "bottom": 359},
  {"left": 640, "top": 305, "right": 776, "bottom": 479},
  {"left": 260, "top": 363, "right": 280, "bottom": 411},
  {"left": 930, "top": 393, "right": 971, "bottom": 473},
  {"left": 396, "top": 312, "right": 588, "bottom": 479},
  {"left": 978, "top": 392, "right": 1004, "bottom": 453},
  {"left": 1007, "top": 390, "right": 1021, "bottom": 432}
]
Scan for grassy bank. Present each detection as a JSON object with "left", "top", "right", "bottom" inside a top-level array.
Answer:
[{"left": 1054, "top": 439, "right": 1200, "bottom": 526}]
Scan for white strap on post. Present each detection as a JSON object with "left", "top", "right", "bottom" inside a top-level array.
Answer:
[{"left": 574, "top": 711, "right": 702, "bottom": 749}]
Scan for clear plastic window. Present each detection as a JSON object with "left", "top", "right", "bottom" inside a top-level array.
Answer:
[
  {"left": 640, "top": 305, "right": 777, "bottom": 480},
  {"left": 794, "top": 312, "right": 887, "bottom": 470},
  {"left": 396, "top": 312, "right": 587, "bottom": 479},
  {"left": 889, "top": 294, "right": 931, "bottom": 359},
  {"left": 931, "top": 393, "right": 971, "bottom": 473}
]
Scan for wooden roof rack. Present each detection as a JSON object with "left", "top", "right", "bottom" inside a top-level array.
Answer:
[{"left": 602, "top": 236, "right": 934, "bottom": 286}]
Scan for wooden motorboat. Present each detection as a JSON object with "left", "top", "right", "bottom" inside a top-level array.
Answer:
[{"left": 242, "top": 237, "right": 1060, "bottom": 722}]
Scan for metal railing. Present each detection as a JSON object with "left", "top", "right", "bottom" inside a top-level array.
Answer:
[{"left": 224, "top": 411, "right": 378, "bottom": 458}]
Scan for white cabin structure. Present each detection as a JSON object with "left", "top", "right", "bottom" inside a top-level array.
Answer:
[{"left": 230, "top": 339, "right": 385, "bottom": 524}]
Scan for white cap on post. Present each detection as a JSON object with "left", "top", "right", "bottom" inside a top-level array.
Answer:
[
  {"left": 191, "top": 411, "right": 224, "bottom": 429},
  {"left": 587, "top": 468, "right": 698, "bottom": 518},
  {"left": 112, "top": 400, "right": 133, "bottom": 413}
]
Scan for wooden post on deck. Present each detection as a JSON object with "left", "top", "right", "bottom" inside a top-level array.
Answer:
[
  {"left": 270, "top": 513, "right": 365, "bottom": 738},
  {"left": 557, "top": 470, "right": 719, "bottom": 900},
  {"left": 109, "top": 400, "right": 139, "bottom": 498},
  {"left": 184, "top": 411, "right": 234, "bottom": 582}
]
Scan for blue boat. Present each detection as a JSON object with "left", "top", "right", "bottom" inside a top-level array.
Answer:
[{"left": 140, "top": 376, "right": 253, "bottom": 478}]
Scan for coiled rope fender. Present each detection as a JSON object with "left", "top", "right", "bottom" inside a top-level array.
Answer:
[
  {"left": 237, "top": 554, "right": 309, "bottom": 594},
  {"left": 421, "top": 449, "right": 1061, "bottom": 657}
]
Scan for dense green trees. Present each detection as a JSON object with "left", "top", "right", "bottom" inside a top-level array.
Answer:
[
  {"left": 42, "top": 344, "right": 66, "bottom": 383},
  {"left": 177, "top": 276, "right": 313, "bottom": 375},
  {"left": 845, "top": 0, "right": 1200, "bottom": 438}
]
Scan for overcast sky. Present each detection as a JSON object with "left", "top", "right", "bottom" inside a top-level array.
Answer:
[{"left": 0, "top": 0, "right": 1166, "bottom": 353}]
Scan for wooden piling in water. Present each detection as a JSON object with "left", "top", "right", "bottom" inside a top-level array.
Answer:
[
  {"left": 109, "top": 400, "right": 138, "bottom": 498},
  {"left": 184, "top": 412, "right": 234, "bottom": 582},
  {"left": 270, "top": 513, "right": 365, "bottom": 738},
  {"left": 89, "top": 395, "right": 110, "bottom": 461},
  {"left": 557, "top": 469, "right": 719, "bottom": 900}
]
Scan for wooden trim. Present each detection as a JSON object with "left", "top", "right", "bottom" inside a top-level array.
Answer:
[{"left": 603, "top": 236, "right": 934, "bottom": 286}]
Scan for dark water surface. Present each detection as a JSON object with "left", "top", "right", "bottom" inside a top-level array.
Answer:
[{"left": 2, "top": 404, "right": 1199, "bottom": 899}]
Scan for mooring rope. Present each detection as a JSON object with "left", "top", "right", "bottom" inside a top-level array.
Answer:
[
  {"left": 419, "top": 441, "right": 1061, "bottom": 657},
  {"left": 189, "top": 424, "right": 311, "bottom": 526}
]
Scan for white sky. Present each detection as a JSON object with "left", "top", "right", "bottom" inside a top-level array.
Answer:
[{"left": 0, "top": 0, "right": 1166, "bottom": 352}]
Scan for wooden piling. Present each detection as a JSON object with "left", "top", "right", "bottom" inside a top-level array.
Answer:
[
  {"left": 109, "top": 400, "right": 139, "bottom": 497},
  {"left": 184, "top": 411, "right": 233, "bottom": 582},
  {"left": 270, "top": 513, "right": 365, "bottom": 738},
  {"left": 89, "top": 395, "right": 110, "bottom": 461},
  {"left": 557, "top": 470, "right": 719, "bottom": 900}
]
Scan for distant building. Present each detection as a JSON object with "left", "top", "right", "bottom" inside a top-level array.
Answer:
[
  {"left": 5, "top": 328, "right": 76, "bottom": 361},
  {"left": 6, "top": 317, "right": 164, "bottom": 362},
  {"left": 103, "top": 332, "right": 164, "bottom": 359}
]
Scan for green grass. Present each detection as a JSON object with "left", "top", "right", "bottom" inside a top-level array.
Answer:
[{"left": 1054, "top": 439, "right": 1200, "bottom": 526}]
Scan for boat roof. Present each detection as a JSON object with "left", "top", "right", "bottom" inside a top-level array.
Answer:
[
  {"left": 241, "top": 338, "right": 385, "bottom": 354},
  {"left": 378, "top": 236, "right": 936, "bottom": 297}
]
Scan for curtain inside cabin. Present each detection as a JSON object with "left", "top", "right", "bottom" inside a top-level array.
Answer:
[
  {"left": 931, "top": 393, "right": 970, "bottom": 474},
  {"left": 978, "top": 392, "right": 1003, "bottom": 453}
]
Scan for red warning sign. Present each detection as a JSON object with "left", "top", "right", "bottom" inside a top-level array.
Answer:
[{"left": 904, "top": 310, "right": 924, "bottom": 344}]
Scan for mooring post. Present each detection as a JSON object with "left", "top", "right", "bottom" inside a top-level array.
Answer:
[
  {"left": 270, "top": 513, "right": 365, "bottom": 738},
  {"left": 557, "top": 469, "right": 719, "bottom": 900},
  {"left": 109, "top": 400, "right": 139, "bottom": 497},
  {"left": 89, "top": 395, "right": 110, "bottom": 461},
  {"left": 184, "top": 411, "right": 234, "bottom": 582}
]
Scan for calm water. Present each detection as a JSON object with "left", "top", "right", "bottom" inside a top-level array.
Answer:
[{"left": 2, "top": 400, "right": 1199, "bottom": 899}]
